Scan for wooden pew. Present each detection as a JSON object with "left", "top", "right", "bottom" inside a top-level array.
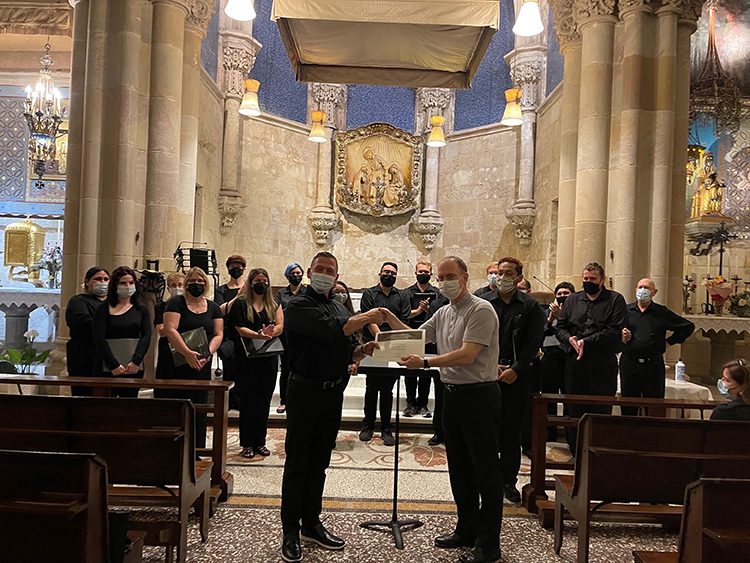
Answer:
[
  {"left": 0, "top": 449, "right": 109, "bottom": 562},
  {"left": 0, "top": 395, "right": 211, "bottom": 563},
  {"left": 553, "top": 414, "right": 750, "bottom": 563},
  {"left": 0, "top": 374, "right": 234, "bottom": 501},
  {"left": 634, "top": 478, "right": 750, "bottom": 563}
]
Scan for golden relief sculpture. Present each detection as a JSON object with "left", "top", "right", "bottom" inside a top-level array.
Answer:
[
  {"left": 334, "top": 123, "right": 423, "bottom": 217},
  {"left": 690, "top": 152, "right": 726, "bottom": 219},
  {"left": 3, "top": 217, "right": 45, "bottom": 284}
]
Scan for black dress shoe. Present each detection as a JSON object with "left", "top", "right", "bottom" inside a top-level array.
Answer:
[
  {"left": 435, "top": 531, "right": 475, "bottom": 549},
  {"left": 359, "top": 425, "right": 374, "bottom": 441},
  {"left": 381, "top": 429, "right": 395, "bottom": 446},
  {"left": 428, "top": 434, "right": 444, "bottom": 446},
  {"left": 281, "top": 533, "right": 302, "bottom": 562},
  {"left": 504, "top": 484, "right": 521, "bottom": 503},
  {"left": 300, "top": 523, "right": 345, "bottom": 550},
  {"left": 459, "top": 546, "right": 502, "bottom": 563}
]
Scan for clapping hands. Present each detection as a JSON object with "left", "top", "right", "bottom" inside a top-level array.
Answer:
[{"left": 257, "top": 324, "right": 275, "bottom": 340}]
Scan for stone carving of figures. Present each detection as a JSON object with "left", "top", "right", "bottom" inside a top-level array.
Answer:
[
  {"left": 383, "top": 163, "right": 405, "bottom": 207},
  {"left": 352, "top": 166, "right": 368, "bottom": 201},
  {"left": 363, "top": 148, "right": 388, "bottom": 205}
]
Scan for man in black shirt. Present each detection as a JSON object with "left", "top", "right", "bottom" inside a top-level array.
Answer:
[
  {"left": 620, "top": 278, "right": 695, "bottom": 415},
  {"left": 474, "top": 261, "right": 499, "bottom": 298},
  {"left": 556, "top": 262, "right": 626, "bottom": 452},
  {"left": 280, "top": 252, "right": 382, "bottom": 563},
  {"left": 359, "top": 262, "right": 411, "bottom": 446},
  {"left": 480, "top": 257, "right": 545, "bottom": 503},
  {"left": 403, "top": 261, "right": 439, "bottom": 418}
]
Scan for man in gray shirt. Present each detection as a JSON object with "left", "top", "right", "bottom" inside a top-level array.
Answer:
[{"left": 386, "top": 255, "right": 502, "bottom": 563}]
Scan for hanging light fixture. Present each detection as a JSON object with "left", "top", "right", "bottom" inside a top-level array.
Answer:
[
  {"left": 23, "top": 42, "right": 65, "bottom": 179},
  {"left": 238, "top": 78, "right": 261, "bottom": 117},
  {"left": 500, "top": 88, "right": 523, "bottom": 126},
  {"left": 308, "top": 111, "right": 327, "bottom": 143},
  {"left": 426, "top": 115, "right": 447, "bottom": 147},
  {"left": 225, "top": 0, "right": 256, "bottom": 21},
  {"left": 512, "top": 0, "right": 544, "bottom": 37}
]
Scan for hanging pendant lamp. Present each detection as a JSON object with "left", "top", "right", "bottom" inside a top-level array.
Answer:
[
  {"left": 308, "top": 111, "right": 327, "bottom": 142},
  {"left": 512, "top": 0, "right": 544, "bottom": 37},
  {"left": 500, "top": 88, "right": 523, "bottom": 126},
  {"left": 225, "top": 0, "right": 256, "bottom": 21}
]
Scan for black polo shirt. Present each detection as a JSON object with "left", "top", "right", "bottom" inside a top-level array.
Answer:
[
  {"left": 474, "top": 285, "right": 494, "bottom": 298},
  {"left": 556, "top": 287, "right": 627, "bottom": 356},
  {"left": 275, "top": 284, "right": 303, "bottom": 311},
  {"left": 622, "top": 301, "right": 695, "bottom": 358},
  {"left": 214, "top": 284, "right": 240, "bottom": 306},
  {"left": 284, "top": 286, "right": 357, "bottom": 381},
  {"left": 359, "top": 284, "right": 411, "bottom": 343},
  {"left": 480, "top": 289, "right": 546, "bottom": 378},
  {"left": 403, "top": 282, "right": 440, "bottom": 329}
]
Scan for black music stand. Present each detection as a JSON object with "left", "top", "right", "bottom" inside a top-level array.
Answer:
[{"left": 356, "top": 357, "right": 437, "bottom": 549}]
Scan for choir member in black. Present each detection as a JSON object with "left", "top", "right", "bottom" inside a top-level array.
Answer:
[
  {"left": 215, "top": 255, "right": 246, "bottom": 410},
  {"left": 359, "top": 261, "right": 411, "bottom": 446},
  {"left": 403, "top": 260, "right": 439, "bottom": 418},
  {"left": 280, "top": 252, "right": 382, "bottom": 562},
  {"left": 66, "top": 266, "right": 109, "bottom": 396},
  {"left": 620, "top": 278, "right": 695, "bottom": 415},
  {"left": 92, "top": 266, "right": 152, "bottom": 398},
  {"left": 425, "top": 292, "right": 449, "bottom": 446},
  {"left": 274, "top": 262, "right": 305, "bottom": 414},
  {"left": 161, "top": 267, "right": 223, "bottom": 449},
  {"left": 541, "top": 282, "right": 575, "bottom": 441},
  {"left": 228, "top": 268, "right": 284, "bottom": 459},
  {"left": 479, "top": 257, "right": 545, "bottom": 504},
  {"left": 474, "top": 261, "right": 499, "bottom": 298},
  {"left": 711, "top": 359, "right": 750, "bottom": 421},
  {"left": 154, "top": 272, "right": 184, "bottom": 379},
  {"left": 556, "top": 262, "right": 626, "bottom": 453}
]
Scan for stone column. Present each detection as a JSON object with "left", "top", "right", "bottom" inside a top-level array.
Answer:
[
  {"left": 143, "top": 0, "right": 188, "bottom": 265},
  {"left": 308, "top": 83, "right": 347, "bottom": 246},
  {"left": 572, "top": 0, "right": 617, "bottom": 275},
  {"left": 1, "top": 305, "right": 37, "bottom": 351},
  {"left": 413, "top": 88, "right": 454, "bottom": 252},
  {"left": 218, "top": 32, "right": 260, "bottom": 234},
  {"left": 550, "top": 0, "right": 581, "bottom": 284}
]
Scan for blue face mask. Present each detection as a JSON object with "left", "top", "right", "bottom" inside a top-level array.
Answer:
[{"left": 717, "top": 379, "right": 735, "bottom": 400}]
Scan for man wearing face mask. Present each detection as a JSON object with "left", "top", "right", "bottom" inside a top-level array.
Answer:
[
  {"left": 620, "top": 278, "right": 694, "bottom": 416},
  {"left": 474, "top": 261, "right": 499, "bottom": 298},
  {"left": 556, "top": 263, "right": 627, "bottom": 453},
  {"left": 403, "top": 261, "right": 439, "bottom": 418},
  {"left": 280, "top": 252, "right": 383, "bottom": 562},
  {"left": 479, "top": 257, "right": 545, "bottom": 504},
  {"left": 359, "top": 262, "right": 411, "bottom": 446}
]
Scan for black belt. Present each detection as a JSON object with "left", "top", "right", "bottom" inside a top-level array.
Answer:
[
  {"left": 624, "top": 355, "right": 661, "bottom": 364},
  {"left": 443, "top": 381, "right": 496, "bottom": 393},
  {"left": 291, "top": 373, "right": 343, "bottom": 389}
]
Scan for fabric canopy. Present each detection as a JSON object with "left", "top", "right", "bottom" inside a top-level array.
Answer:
[{"left": 271, "top": 0, "right": 500, "bottom": 89}]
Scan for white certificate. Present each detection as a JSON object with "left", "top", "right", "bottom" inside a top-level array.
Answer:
[{"left": 372, "top": 329, "right": 425, "bottom": 362}]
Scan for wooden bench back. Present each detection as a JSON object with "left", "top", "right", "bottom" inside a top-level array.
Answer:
[
  {"left": 0, "top": 450, "right": 108, "bottom": 563},
  {"left": 574, "top": 415, "right": 750, "bottom": 504}
]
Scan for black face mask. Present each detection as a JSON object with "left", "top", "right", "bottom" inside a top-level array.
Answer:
[
  {"left": 416, "top": 273, "right": 431, "bottom": 285},
  {"left": 380, "top": 274, "right": 396, "bottom": 288},
  {"left": 288, "top": 274, "right": 303, "bottom": 287},
  {"left": 582, "top": 281, "right": 601, "bottom": 295},
  {"left": 556, "top": 295, "right": 568, "bottom": 306},
  {"left": 187, "top": 283, "right": 205, "bottom": 297},
  {"left": 253, "top": 282, "right": 268, "bottom": 295},
  {"left": 228, "top": 267, "right": 244, "bottom": 279}
]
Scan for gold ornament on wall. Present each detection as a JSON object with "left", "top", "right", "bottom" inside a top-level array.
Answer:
[{"left": 3, "top": 217, "right": 45, "bottom": 284}]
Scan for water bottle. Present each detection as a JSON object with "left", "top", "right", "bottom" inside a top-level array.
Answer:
[{"left": 675, "top": 358, "right": 686, "bottom": 383}]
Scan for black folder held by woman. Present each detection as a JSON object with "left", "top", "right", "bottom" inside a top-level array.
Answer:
[{"left": 170, "top": 327, "right": 211, "bottom": 367}]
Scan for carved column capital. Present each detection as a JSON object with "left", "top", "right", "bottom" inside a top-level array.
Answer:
[
  {"left": 506, "top": 207, "right": 537, "bottom": 246},
  {"left": 574, "top": 0, "right": 618, "bottom": 26},
  {"left": 220, "top": 32, "right": 261, "bottom": 98},
  {"left": 549, "top": 0, "right": 581, "bottom": 48},
  {"left": 218, "top": 194, "right": 247, "bottom": 234},
  {"left": 186, "top": 0, "right": 215, "bottom": 36},
  {"left": 512, "top": 61, "right": 544, "bottom": 112},
  {"left": 308, "top": 208, "right": 340, "bottom": 247},
  {"left": 415, "top": 88, "right": 455, "bottom": 136},
  {"left": 413, "top": 212, "right": 445, "bottom": 253},
  {"left": 309, "top": 83, "right": 348, "bottom": 130}
]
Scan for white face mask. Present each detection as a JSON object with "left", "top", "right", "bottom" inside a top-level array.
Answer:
[
  {"left": 332, "top": 292, "right": 348, "bottom": 304},
  {"left": 169, "top": 287, "right": 184, "bottom": 298},
  {"left": 487, "top": 273, "right": 499, "bottom": 287},
  {"left": 117, "top": 286, "right": 136, "bottom": 298},
  {"left": 92, "top": 282, "right": 108, "bottom": 296},
  {"left": 439, "top": 279, "right": 463, "bottom": 300},
  {"left": 310, "top": 273, "right": 336, "bottom": 294},
  {"left": 498, "top": 276, "right": 517, "bottom": 294},
  {"left": 636, "top": 288, "right": 652, "bottom": 303}
]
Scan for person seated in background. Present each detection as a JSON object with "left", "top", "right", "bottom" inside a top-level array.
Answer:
[
  {"left": 474, "top": 261, "right": 499, "bottom": 298},
  {"left": 711, "top": 358, "right": 750, "bottom": 421},
  {"left": 155, "top": 272, "right": 184, "bottom": 380}
]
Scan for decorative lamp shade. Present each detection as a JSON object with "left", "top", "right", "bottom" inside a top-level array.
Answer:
[
  {"left": 500, "top": 88, "right": 523, "bottom": 126},
  {"left": 426, "top": 115, "right": 447, "bottom": 147},
  {"left": 238, "top": 79, "right": 261, "bottom": 116},
  {"left": 225, "top": 0, "right": 256, "bottom": 21},
  {"left": 512, "top": 0, "right": 544, "bottom": 37},
  {"left": 308, "top": 111, "right": 327, "bottom": 142}
]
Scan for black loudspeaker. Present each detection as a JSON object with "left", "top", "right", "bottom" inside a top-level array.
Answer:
[{"left": 190, "top": 248, "right": 209, "bottom": 272}]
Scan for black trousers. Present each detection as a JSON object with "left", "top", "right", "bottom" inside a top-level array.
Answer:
[
  {"left": 155, "top": 361, "right": 211, "bottom": 449},
  {"left": 619, "top": 355, "right": 666, "bottom": 416},
  {"left": 279, "top": 351, "right": 290, "bottom": 406},
  {"left": 541, "top": 346, "right": 568, "bottom": 439},
  {"left": 281, "top": 376, "right": 346, "bottom": 535},
  {"left": 236, "top": 356, "right": 278, "bottom": 447},
  {"left": 218, "top": 350, "right": 241, "bottom": 411},
  {"left": 363, "top": 374, "right": 398, "bottom": 431},
  {"left": 432, "top": 371, "right": 445, "bottom": 439},
  {"left": 521, "top": 358, "right": 541, "bottom": 452},
  {"left": 499, "top": 373, "right": 532, "bottom": 487},
  {"left": 564, "top": 353, "right": 618, "bottom": 454},
  {"left": 442, "top": 382, "right": 503, "bottom": 553},
  {"left": 405, "top": 374, "right": 432, "bottom": 409}
]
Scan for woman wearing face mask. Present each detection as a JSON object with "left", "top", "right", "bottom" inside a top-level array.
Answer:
[
  {"left": 333, "top": 281, "right": 361, "bottom": 378},
  {"left": 710, "top": 358, "right": 750, "bottom": 421},
  {"left": 66, "top": 266, "right": 110, "bottom": 396},
  {"left": 228, "top": 268, "right": 284, "bottom": 458},
  {"left": 154, "top": 272, "right": 184, "bottom": 379},
  {"left": 91, "top": 266, "right": 152, "bottom": 398},
  {"left": 215, "top": 255, "right": 247, "bottom": 315},
  {"left": 160, "top": 267, "right": 224, "bottom": 449},
  {"left": 274, "top": 263, "right": 305, "bottom": 414}
]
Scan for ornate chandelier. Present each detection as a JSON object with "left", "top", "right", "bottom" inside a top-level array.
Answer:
[
  {"left": 23, "top": 42, "right": 66, "bottom": 179},
  {"left": 689, "top": 1, "right": 743, "bottom": 137}
]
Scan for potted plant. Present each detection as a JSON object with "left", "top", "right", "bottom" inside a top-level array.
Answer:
[
  {"left": 729, "top": 291, "right": 750, "bottom": 318},
  {"left": 704, "top": 276, "right": 734, "bottom": 316},
  {"left": 1, "top": 330, "right": 50, "bottom": 394}
]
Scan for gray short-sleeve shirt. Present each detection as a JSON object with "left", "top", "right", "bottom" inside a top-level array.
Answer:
[{"left": 421, "top": 292, "right": 500, "bottom": 384}]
